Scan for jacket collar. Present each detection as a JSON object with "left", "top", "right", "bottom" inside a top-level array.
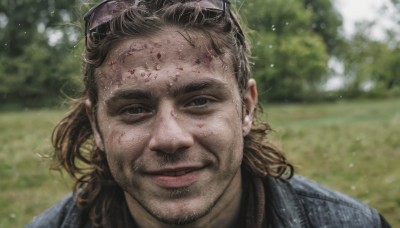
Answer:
[{"left": 263, "top": 175, "right": 310, "bottom": 227}]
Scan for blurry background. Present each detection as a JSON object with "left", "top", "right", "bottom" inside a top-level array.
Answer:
[{"left": 0, "top": 0, "right": 399, "bottom": 227}]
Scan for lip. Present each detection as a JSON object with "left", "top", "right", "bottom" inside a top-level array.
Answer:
[{"left": 145, "top": 166, "right": 204, "bottom": 189}]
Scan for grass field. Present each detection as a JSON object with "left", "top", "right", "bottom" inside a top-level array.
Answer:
[{"left": 1, "top": 98, "right": 399, "bottom": 227}]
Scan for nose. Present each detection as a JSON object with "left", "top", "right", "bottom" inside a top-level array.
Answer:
[{"left": 148, "top": 107, "right": 194, "bottom": 154}]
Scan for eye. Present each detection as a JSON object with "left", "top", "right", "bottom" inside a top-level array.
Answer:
[
  {"left": 120, "top": 105, "right": 151, "bottom": 115},
  {"left": 186, "top": 97, "right": 215, "bottom": 108}
]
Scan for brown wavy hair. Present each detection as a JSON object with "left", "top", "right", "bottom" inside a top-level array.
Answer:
[{"left": 51, "top": 1, "right": 293, "bottom": 227}]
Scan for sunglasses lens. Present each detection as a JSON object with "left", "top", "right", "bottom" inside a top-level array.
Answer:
[
  {"left": 86, "top": 1, "right": 134, "bottom": 33},
  {"left": 85, "top": 0, "right": 229, "bottom": 44}
]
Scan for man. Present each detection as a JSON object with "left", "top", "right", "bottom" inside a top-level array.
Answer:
[{"left": 27, "top": 0, "right": 390, "bottom": 227}]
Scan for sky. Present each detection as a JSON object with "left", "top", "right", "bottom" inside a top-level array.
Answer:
[
  {"left": 325, "top": 0, "right": 396, "bottom": 90},
  {"left": 334, "top": 0, "right": 395, "bottom": 39}
]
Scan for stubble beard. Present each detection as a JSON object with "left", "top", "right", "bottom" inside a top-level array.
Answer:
[{"left": 129, "top": 185, "right": 219, "bottom": 226}]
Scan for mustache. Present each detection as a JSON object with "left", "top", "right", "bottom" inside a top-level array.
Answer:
[{"left": 131, "top": 150, "right": 214, "bottom": 172}]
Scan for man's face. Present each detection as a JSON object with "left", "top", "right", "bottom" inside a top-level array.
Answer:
[{"left": 87, "top": 29, "right": 256, "bottom": 225}]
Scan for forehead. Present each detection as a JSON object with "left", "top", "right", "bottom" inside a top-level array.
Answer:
[
  {"left": 102, "top": 29, "right": 224, "bottom": 66},
  {"left": 95, "top": 28, "right": 237, "bottom": 96}
]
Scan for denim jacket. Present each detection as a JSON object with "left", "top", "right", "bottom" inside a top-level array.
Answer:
[{"left": 26, "top": 175, "right": 390, "bottom": 228}]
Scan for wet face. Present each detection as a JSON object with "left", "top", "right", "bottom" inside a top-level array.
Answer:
[{"left": 86, "top": 28, "right": 257, "bottom": 226}]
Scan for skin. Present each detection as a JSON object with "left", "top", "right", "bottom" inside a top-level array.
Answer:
[{"left": 86, "top": 27, "right": 258, "bottom": 227}]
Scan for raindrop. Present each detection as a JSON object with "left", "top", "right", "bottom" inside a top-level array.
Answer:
[
  {"left": 4, "top": 42, "right": 7, "bottom": 46},
  {"left": 270, "top": 64, "right": 275, "bottom": 68},
  {"left": 339, "top": 95, "right": 343, "bottom": 99},
  {"left": 348, "top": 163, "right": 354, "bottom": 168},
  {"left": 9, "top": 213, "right": 16, "bottom": 219},
  {"left": 351, "top": 185, "right": 356, "bottom": 191},
  {"left": 269, "top": 44, "right": 273, "bottom": 49},
  {"left": 271, "top": 24, "right": 276, "bottom": 31},
  {"left": 285, "top": 22, "right": 290, "bottom": 26}
]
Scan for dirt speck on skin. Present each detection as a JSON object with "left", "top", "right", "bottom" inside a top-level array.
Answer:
[
  {"left": 171, "top": 110, "right": 177, "bottom": 117},
  {"left": 177, "top": 49, "right": 184, "bottom": 60},
  {"left": 155, "top": 64, "right": 161, "bottom": 70},
  {"left": 140, "top": 71, "right": 146, "bottom": 77},
  {"left": 197, "top": 123, "right": 204, "bottom": 128},
  {"left": 118, "top": 132, "right": 126, "bottom": 144},
  {"left": 195, "top": 58, "right": 201, "bottom": 64},
  {"left": 157, "top": 53, "right": 162, "bottom": 59},
  {"left": 128, "top": 68, "right": 135, "bottom": 74}
]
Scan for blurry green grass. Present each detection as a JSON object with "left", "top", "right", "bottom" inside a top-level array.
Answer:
[
  {"left": 0, "top": 109, "right": 71, "bottom": 227},
  {"left": 1, "top": 99, "right": 399, "bottom": 227},
  {"left": 264, "top": 98, "right": 400, "bottom": 226}
]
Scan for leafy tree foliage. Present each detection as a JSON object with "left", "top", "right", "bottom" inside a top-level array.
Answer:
[
  {"left": 302, "top": 0, "right": 343, "bottom": 55},
  {"left": 0, "top": 0, "right": 82, "bottom": 107},
  {"left": 342, "top": 20, "right": 400, "bottom": 97},
  {"left": 239, "top": 0, "right": 335, "bottom": 102}
]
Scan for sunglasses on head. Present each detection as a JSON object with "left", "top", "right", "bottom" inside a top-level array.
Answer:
[{"left": 84, "top": 0, "right": 232, "bottom": 45}]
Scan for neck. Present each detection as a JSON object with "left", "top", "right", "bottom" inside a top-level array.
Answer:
[{"left": 126, "top": 170, "right": 243, "bottom": 228}]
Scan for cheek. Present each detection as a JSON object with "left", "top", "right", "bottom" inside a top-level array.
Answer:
[
  {"left": 103, "top": 128, "right": 149, "bottom": 162},
  {"left": 196, "top": 114, "right": 244, "bottom": 163}
]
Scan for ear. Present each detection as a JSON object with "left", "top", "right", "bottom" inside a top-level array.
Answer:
[
  {"left": 242, "top": 79, "right": 258, "bottom": 136},
  {"left": 85, "top": 99, "right": 105, "bottom": 151}
]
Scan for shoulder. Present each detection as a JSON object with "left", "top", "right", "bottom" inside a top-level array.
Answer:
[
  {"left": 289, "top": 175, "right": 382, "bottom": 227},
  {"left": 25, "top": 193, "right": 83, "bottom": 228}
]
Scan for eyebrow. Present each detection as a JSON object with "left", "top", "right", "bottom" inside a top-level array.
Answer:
[
  {"left": 105, "top": 89, "right": 152, "bottom": 108},
  {"left": 104, "top": 78, "right": 230, "bottom": 108},
  {"left": 171, "top": 78, "right": 229, "bottom": 97}
]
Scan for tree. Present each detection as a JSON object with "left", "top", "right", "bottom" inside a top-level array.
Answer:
[
  {"left": 0, "top": 0, "right": 82, "bottom": 107},
  {"left": 339, "top": 2, "right": 400, "bottom": 98},
  {"left": 302, "top": 0, "right": 344, "bottom": 55},
  {"left": 239, "top": 0, "right": 333, "bottom": 102}
]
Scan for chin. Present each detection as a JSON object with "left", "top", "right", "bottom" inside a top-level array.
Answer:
[
  {"left": 151, "top": 204, "right": 212, "bottom": 226},
  {"left": 144, "top": 194, "right": 217, "bottom": 226}
]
